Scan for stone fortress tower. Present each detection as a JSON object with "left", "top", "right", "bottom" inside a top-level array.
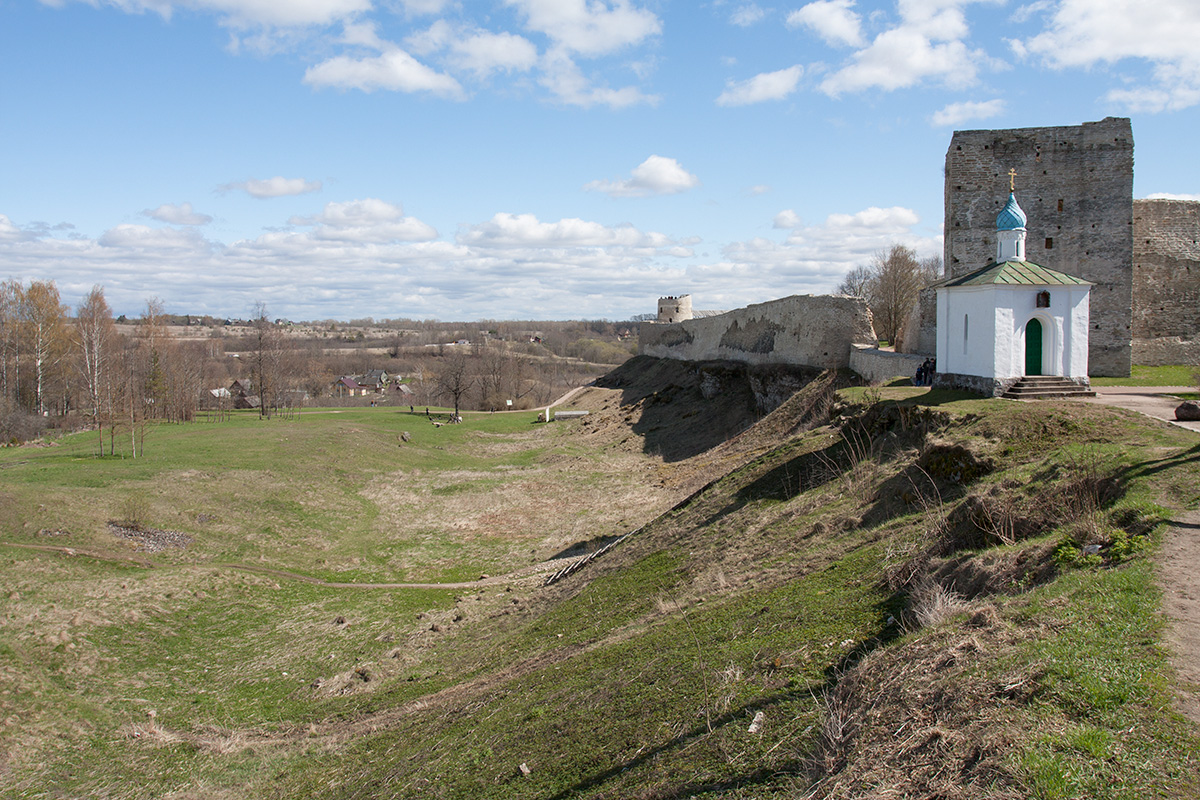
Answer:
[
  {"left": 657, "top": 295, "right": 694, "bottom": 323},
  {"left": 940, "top": 116, "right": 1200, "bottom": 376},
  {"left": 944, "top": 117, "right": 1132, "bottom": 376}
]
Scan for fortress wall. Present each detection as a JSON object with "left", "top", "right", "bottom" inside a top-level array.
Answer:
[
  {"left": 639, "top": 294, "right": 875, "bottom": 370},
  {"left": 945, "top": 117, "right": 1134, "bottom": 376},
  {"left": 848, "top": 345, "right": 925, "bottom": 384},
  {"left": 1131, "top": 199, "right": 1200, "bottom": 365}
]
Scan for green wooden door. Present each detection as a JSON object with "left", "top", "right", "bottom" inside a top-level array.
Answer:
[{"left": 1026, "top": 318, "right": 1043, "bottom": 375}]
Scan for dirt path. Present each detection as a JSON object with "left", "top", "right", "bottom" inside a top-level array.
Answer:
[{"left": 1157, "top": 509, "right": 1200, "bottom": 725}]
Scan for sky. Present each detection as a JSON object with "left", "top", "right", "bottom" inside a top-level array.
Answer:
[{"left": 2, "top": 0, "right": 1198, "bottom": 322}]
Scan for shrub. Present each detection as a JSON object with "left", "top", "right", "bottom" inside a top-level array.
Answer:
[{"left": 0, "top": 407, "right": 46, "bottom": 444}]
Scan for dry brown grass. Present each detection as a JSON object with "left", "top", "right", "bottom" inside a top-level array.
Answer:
[{"left": 802, "top": 606, "right": 1034, "bottom": 800}]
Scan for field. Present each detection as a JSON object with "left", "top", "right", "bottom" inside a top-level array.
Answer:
[{"left": 2, "top": 359, "right": 1199, "bottom": 798}]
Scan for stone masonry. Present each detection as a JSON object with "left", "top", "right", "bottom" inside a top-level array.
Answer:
[
  {"left": 944, "top": 117, "right": 1134, "bottom": 376},
  {"left": 1132, "top": 199, "right": 1200, "bottom": 365},
  {"left": 639, "top": 294, "right": 875, "bottom": 370}
]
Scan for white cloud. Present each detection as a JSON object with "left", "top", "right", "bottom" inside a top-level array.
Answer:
[
  {"left": 1009, "top": 0, "right": 1052, "bottom": 25},
  {"left": 1144, "top": 192, "right": 1200, "bottom": 201},
  {"left": 930, "top": 98, "right": 1005, "bottom": 126},
  {"left": 143, "top": 201, "right": 213, "bottom": 226},
  {"left": 748, "top": 184, "right": 771, "bottom": 196},
  {"left": 98, "top": 224, "right": 213, "bottom": 251},
  {"left": 584, "top": 155, "right": 700, "bottom": 198},
  {"left": 787, "top": 0, "right": 864, "bottom": 48},
  {"left": 730, "top": 4, "right": 766, "bottom": 27},
  {"left": 1019, "top": 0, "right": 1200, "bottom": 111},
  {"left": 0, "top": 214, "right": 37, "bottom": 243},
  {"left": 811, "top": 1, "right": 996, "bottom": 96},
  {"left": 716, "top": 65, "right": 803, "bottom": 106},
  {"left": 773, "top": 209, "right": 801, "bottom": 229},
  {"left": 397, "top": 0, "right": 450, "bottom": 15},
  {"left": 0, "top": 203, "right": 690, "bottom": 321},
  {"left": 450, "top": 29, "right": 539, "bottom": 77},
  {"left": 304, "top": 47, "right": 465, "bottom": 96},
  {"left": 538, "top": 48, "right": 660, "bottom": 108},
  {"left": 506, "top": 0, "right": 661, "bottom": 57},
  {"left": 289, "top": 198, "right": 438, "bottom": 243},
  {"left": 458, "top": 212, "right": 673, "bottom": 249},
  {"left": 220, "top": 176, "right": 323, "bottom": 198},
  {"left": 404, "top": 21, "right": 537, "bottom": 77},
  {"left": 59, "top": 0, "right": 370, "bottom": 29},
  {"left": 713, "top": 205, "right": 941, "bottom": 294}
]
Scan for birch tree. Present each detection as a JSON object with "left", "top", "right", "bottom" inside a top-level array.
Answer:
[
  {"left": 19, "top": 280, "right": 68, "bottom": 415},
  {"left": 75, "top": 286, "right": 116, "bottom": 454}
]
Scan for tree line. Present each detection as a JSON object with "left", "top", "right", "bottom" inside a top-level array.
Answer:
[
  {"left": 0, "top": 280, "right": 635, "bottom": 447},
  {"left": 1, "top": 281, "right": 208, "bottom": 453}
]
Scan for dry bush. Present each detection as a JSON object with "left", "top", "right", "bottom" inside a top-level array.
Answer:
[
  {"left": 0, "top": 407, "right": 46, "bottom": 444},
  {"left": 907, "top": 579, "right": 969, "bottom": 631},
  {"left": 815, "top": 426, "right": 882, "bottom": 502},
  {"left": 799, "top": 622, "right": 1029, "bottom": 800},
  {"left": 713, "top": 662, "right": 745, "bottom": 714}
]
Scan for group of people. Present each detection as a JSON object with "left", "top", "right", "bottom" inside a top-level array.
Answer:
[{"left": 914, "top": 358, "right": 936, "bottom": 387}]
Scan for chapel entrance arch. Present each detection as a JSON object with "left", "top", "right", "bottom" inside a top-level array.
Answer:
[{"left": 1025, "top": 318, "right": 1043, "bottom": 375}]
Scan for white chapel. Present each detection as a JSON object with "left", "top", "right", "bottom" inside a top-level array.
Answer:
[{"left": 932, "top": 178, "right": 1093, "bottom": 397}]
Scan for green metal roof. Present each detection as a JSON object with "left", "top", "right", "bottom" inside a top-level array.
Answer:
[{"left": 934, "top": 260, "right": 1093, "bottom": 288}]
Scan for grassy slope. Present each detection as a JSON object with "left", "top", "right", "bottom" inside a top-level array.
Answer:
[{"left": 2, "top": 372, "right": 1199, "bottom": 798}]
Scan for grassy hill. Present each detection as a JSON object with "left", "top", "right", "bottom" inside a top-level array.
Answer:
[{"left": 1, "top": 358, "right": 1198, "bottom": 798}]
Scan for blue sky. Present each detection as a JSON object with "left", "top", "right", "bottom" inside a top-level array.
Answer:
[{"left": 2, "top": 0, "right": 1198, "bottom": 321}]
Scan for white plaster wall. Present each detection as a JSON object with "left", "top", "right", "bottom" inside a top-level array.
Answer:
[
  {"left": 1065, "top": 288, "right": 1091, "bottom": 378},
  {"left": 940, "top": 284, "right": 1091, "bottom": 380},
  {"left": 937, "top": 287, "right": 1001, "bottom": 378}
]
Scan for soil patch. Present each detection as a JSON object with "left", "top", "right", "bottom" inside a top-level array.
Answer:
[{"left": 108, "top": 523, "right": 193, "bottom": 553}]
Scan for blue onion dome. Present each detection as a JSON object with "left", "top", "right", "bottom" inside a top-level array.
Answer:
[{"left": 996, "top": 192, "right": 1027, "bottom": 230}]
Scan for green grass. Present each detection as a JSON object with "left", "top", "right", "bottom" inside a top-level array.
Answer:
[
  {"left": 1007, "top": 560, "right": 1200, "bottom": 799},
  {"left": 1090, "top": 364, "right": 1198, "bottom": 387},
  {"left": 3, "top": 382, "right": 1200, "bottom": 799}
]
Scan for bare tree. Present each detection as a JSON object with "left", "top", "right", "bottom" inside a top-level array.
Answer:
[
  {"left": 837, "top": 265, "right": 874, "bottom": 298},
  {"left": 75, "top": 286, "right": 116, "bottom": 454},
  {"left": 435, "top": 347, "right": 474, "bottom": 419},
  {"left": 0, "top": 280, "right": 19, "bottom": 410},
  {"left": 842, "top": 245, "right": 927, "bottom": 346},
  {"left": 19, "top": 280, "right": 69, "bottom": 415},
  {"left": 250, "top": 301, "right": 284, "bottom": 418}
]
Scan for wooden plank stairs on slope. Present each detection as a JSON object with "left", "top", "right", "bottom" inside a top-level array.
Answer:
[
  {"left": 542, "top": 529, "right": 638, "bottom": 586},
  {"left": 1001, "top": 376, "right": 1096, "bottom": 400}
]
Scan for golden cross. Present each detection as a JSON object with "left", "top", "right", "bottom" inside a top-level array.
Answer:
[{"left": 1008, "top": 168, "right": 1017, "bottom": 192}]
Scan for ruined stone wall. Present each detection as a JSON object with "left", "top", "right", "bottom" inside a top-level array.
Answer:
[
  {"left": 896, "top": 287, "right": 938, "bottom": 356},
  {"left": 848, "top": 344, "right": 925, "bottom": 384},
  {"left": 639, "top": 294, "right": 875, "bottom": 370},
  {"left": 1132, "top": 199, "right": 1200, "bottom": 366},
  {"left": 944, "top": 117, "right": 1134, "bottom": 376}
]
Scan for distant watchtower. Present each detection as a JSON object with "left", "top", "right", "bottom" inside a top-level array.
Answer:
[{"left": 657, "top": 295, "right": 693, "bottom": 323}]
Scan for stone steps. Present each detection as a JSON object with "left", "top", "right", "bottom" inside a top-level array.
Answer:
[{"left": 1002, "top": 376, "right": 1095, "bottom": 399}]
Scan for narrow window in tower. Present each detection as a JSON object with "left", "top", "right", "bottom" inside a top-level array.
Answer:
[{"left": 1045, "top": 237, "right": 1054, "bottom": 249}]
